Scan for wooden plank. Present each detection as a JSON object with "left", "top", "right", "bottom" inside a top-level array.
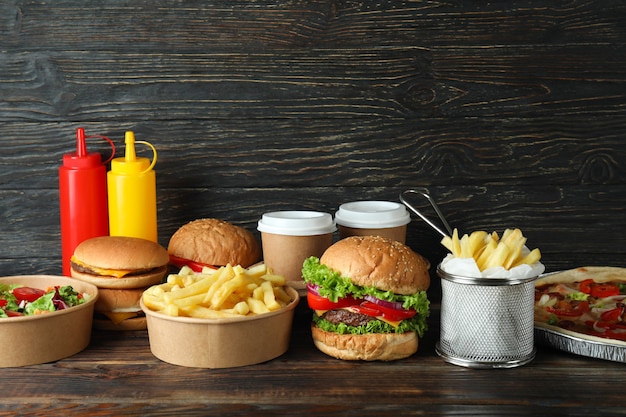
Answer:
[
  {"left": 0, "top": 46, "right": 624, "bottom": 121},
  {"left": 0, "top": 307, "right": 624, "bottom": 415},
  {"left": 1, "top": 2, "right": 625, "bottom": 121},
  {"left": 2, "top": 1, "right": 625, "bottom": 50},
  {"left": 1, "top": 184, "right": 624, "bottom": 275},
  {"left": 1, "top": 118, "right": 624, "bottom": 190}
]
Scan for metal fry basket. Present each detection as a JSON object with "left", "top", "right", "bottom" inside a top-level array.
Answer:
[
  {"left": 436, "top": 266, "right": 537, "bottom": 368},
  {"left": 400, "top": 189, "right": 538, "bottom": 369}
]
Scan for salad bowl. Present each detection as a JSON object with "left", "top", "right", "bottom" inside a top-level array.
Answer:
[{"left": 0, "top": 275, "right": 99, "bottom": 367}]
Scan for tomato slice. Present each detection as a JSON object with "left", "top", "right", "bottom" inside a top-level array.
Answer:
[
  {"left": 361, "top": 301, "right": 416, "bottom": 321},
  {"left": 307, "top": 291, "right": 416, "bottom": 322},
  {"left": 350, "top": 301, "right": 416, "bottom": 321},
  {"left": 12, "top": 287, "right": 45, "bottom": 303},
  {"left": 169, "top": 255, "right": 217, "bottom": 272},
  {"left": 605, "top": 329, "right": 626, "bottom": 341},
  {"left": 5, "top": 310, "right": 23, "bottom": 317},
  {"left": 546, "top": 300, "right": 590, "bottom": 317},
  {"left": 601, "top": 306, "right": 624, "bottom": 322},
  {"left": 0, "top": 299, "right": 6, "bottom": 308},
  {"left": 579, "top": 279, "right": 594, "bottom": 294},
  {"left": 307, "top": 292, "right": 359, "bottom": 311},
  {"left": 590, "top": 283, "right": 620, "bottom": 298},
  {"left": 350, "top": 302, "right": 382, "bottom": 317}
]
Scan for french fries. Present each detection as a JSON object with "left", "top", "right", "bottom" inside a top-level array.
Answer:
[
  {"left": 142, "top": 263, "right": 293, "bottom": 319},
  {"left": 441, "top": 228, "right": 541, "bottom": 271}
]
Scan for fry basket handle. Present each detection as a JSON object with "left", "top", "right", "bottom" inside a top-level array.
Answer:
[{"left": 399, "top": 189, "right": 453, "bottom": 238}]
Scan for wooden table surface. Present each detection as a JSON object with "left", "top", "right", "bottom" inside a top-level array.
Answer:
[{"left": 0, "top": 302, "right": 623, "bottom": 417}]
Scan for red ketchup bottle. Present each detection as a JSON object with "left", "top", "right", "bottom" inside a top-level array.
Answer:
[{"left": 59, "top": 128, "right": 115, "bottom": 276}]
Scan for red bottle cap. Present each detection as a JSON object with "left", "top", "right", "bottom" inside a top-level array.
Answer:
[{"left": 63, "top": 128, "right": 115, "bottom": 168}]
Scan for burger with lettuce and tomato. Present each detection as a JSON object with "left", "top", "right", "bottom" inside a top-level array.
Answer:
[{"left": 302, "top": 235, "right": 430, "bottom": 361}]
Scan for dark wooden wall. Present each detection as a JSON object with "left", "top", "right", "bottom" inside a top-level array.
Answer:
[{"left": 1, "top": 0, "right": 625, "bottom": 299}]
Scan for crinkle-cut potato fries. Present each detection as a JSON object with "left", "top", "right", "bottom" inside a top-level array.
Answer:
[
  {"left": 441, "top": 228, "right": 541, "bottom": 272},
  {"left": 142, "top": 264, "right": 293, "bottom": 319}
]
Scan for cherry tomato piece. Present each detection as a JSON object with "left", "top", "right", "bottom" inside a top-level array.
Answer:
[
  {"left": 12, "top": 287, "right": 45, "bottom": 303},
  {"left": 0, "top": 299, "right": 6, "bottom": 308}
]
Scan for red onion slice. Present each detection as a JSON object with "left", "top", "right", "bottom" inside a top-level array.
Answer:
[
  {"left": 306, "top": 283, "right": 321, "bottom": 296},
  {"left": 364, "top": 295, "right": 404, "bottom": 310}
]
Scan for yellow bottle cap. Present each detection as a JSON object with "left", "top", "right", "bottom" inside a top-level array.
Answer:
[{"left": 110, "top": 131, "right": 157, "bottom": 174}]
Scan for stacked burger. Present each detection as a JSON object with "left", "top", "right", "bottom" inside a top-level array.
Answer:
[
  {"left": 302, "top": 235, "right": 431, "bottom": 361},
  {"left": 70, "top": 218, "right": 261, "bottom": 330},
  {"left": 70, "top": 236, "right": 169, "bottom": 330}
]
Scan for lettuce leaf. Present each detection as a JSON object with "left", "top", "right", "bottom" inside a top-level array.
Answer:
[
  {"left": 24, "top": 291, "right": 56, "bottom": 315},
  {"left": 57, "top": 285, "right": 85, "bottom": 308},
  {"left": 302, "top": 256, "right": 430, "bottom": 336},
  {"left": 312, "top": 312, "right": 428, "bottom": 337},
  {"left": 302, "top": 256, "right": 430, "bottom": 312},
  {"left": 0, "top": 284, "right": 19, "bottom": 317}
]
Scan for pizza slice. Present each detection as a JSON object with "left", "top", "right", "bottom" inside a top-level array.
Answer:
[{"left": 535, "top": 266, "right": 626, "bottom": 344}]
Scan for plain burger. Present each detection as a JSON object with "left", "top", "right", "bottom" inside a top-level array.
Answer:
[
  {"left": 302, "top": 235, "right": 430, "bottom": 361},
  {"left": 70, "top": 236, "right": 169, "bottom": 330},
  {"left": 167, "top": 218, "right": 261, "bottom": 271}
]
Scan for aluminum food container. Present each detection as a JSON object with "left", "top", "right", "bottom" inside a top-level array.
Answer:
[
  {"left": 0, "top": 275, "right": 99, "bottom": 367},
  {"left": 436, "top": 266, "right": 538, "bottom": 369}
]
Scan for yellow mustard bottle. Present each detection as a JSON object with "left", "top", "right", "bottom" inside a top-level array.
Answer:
[{"left": 107, "top": 131, "right": 158, "bottom": 242}]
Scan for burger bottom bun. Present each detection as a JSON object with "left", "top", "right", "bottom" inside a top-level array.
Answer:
[
  {"left": 92, "top": 287, "right": 148, "bottom": 331},
  {"left": 70, "top": 265, "right": 167, "bottom": 289},
  {"left": 311, "top": 325, "right": 418, "bottom": 361},
  {"left": 94, "top": 288, "right": 144, "bottom": 313},
  {"left": 93, "top": 316, "right": 147, "bottom": 331}
]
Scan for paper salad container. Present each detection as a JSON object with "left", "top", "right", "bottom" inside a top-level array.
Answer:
[
  {"left": 0, "top": 275, "right": 99, "bottom": 367},
  {"left": 141, "top": 286, "right": 300, "bottom": 368}
]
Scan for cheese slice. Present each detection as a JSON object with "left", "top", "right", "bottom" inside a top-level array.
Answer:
[
  {"left": 103, "top": 311, "right": 139, "bottom": 324},
  {"left": 377, "top": 316, "right": 401, "bottom": 328},
  {"left": 70, "top": 256, "right": 134, "bottom": 278}
]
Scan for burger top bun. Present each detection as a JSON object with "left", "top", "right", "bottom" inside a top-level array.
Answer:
[
  {"left": 74, "top": 236, "right": 169, "bottom": 270},
  {"left": 70, "top": 236, "right": 169, "bottom": 289},
  {"left": 320, "top": 235, "right": 430, "bottom": 295},
  {"left": 167, "top": 218, "right": 261, "bottom": 268}
]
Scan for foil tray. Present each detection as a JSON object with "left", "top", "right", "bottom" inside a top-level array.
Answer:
[{"left": 534, "top": 324, "right": 626, "bottom": 363}]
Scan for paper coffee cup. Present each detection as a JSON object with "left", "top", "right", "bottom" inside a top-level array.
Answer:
[
  {"left": 335, "top": 201, "right": 411, "bottom": 243},
  {"left": 257, "top": 211, "right": 335, "bottom": 289}
]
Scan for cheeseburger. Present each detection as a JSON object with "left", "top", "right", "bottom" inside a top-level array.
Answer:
[
  {"left": 302, "top": 235, "right": 430, "bottom": 361},
  {"left": 70, "top": 236, "right": 169, "bottom": 330},
  {"left": 167, "top": 218, "right": 261, "bottom": 270}
]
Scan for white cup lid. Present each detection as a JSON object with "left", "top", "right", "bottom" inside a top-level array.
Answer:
[
  {"left": 335, "top": 201, "right": 411, "bottom": 228},
  {"left": 257, "top": 211, "right": 336, "bottom": 236}
]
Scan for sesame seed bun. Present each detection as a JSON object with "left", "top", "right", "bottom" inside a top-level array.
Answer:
[
  {"left": 319, "top": 235, "right": 430, "bottom": 294},
  {"left": 167, "top": 218, "right": 261, "bottom": 268}
]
